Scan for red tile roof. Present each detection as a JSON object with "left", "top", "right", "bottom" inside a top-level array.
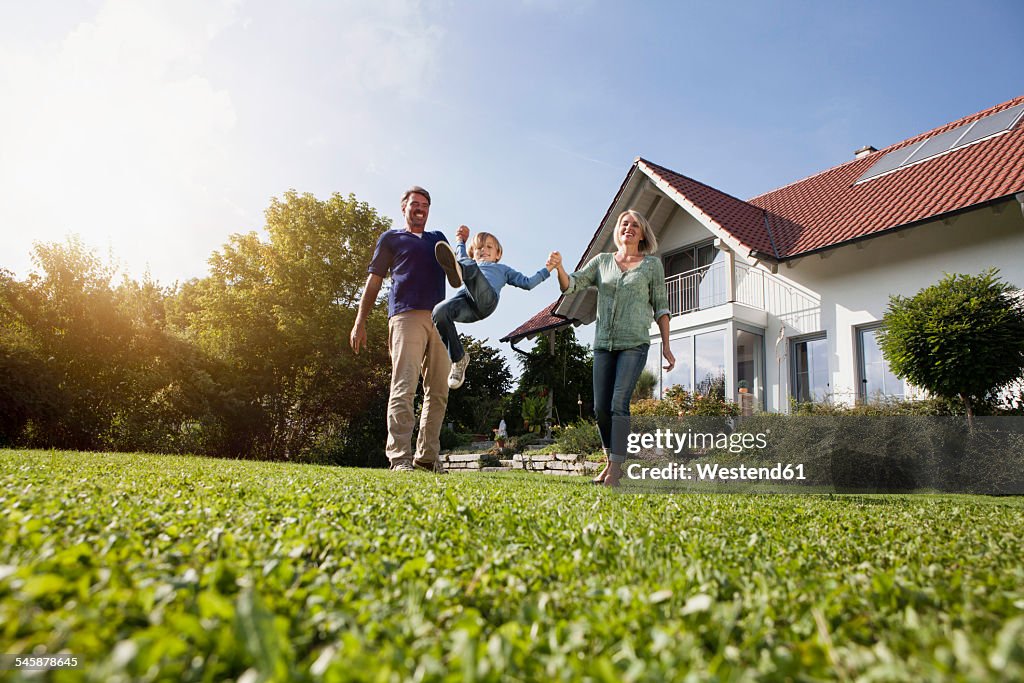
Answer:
[
  {"left": 749, "top": 95, "right": 1024, "bottom": 258},
  {"left": 638, "top": 158, "right": 777, "bottom": 257},
  {"left": 505, "top": 95, "right": 1024, "bottom": 342},
  {"left": 500, "top": 300, "right": 568, "bottom": 342}
]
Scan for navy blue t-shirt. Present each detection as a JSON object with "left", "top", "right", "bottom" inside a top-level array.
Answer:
[{"left": 368, "top": 229, "right": 449, "bottom": 317}]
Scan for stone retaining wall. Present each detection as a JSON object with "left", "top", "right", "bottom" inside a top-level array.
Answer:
[{"left": 440, "top": 452, "right": 601, "bottom": 475}]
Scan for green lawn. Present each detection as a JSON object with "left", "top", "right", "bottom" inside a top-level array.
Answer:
[{"left": 2, "top": 449, "right": 1023, "bottom": 682}]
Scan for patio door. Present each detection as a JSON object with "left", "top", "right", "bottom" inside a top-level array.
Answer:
[
  {"left": 735, "top": 327, "right": 764, "bottom": 414},
  {"left": 792, "top": 335, "right": 829, "bottom": 404}
]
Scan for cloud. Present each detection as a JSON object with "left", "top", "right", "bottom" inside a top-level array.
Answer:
[
  {"left": 0, "top": 0, "right": 242, "bottom": 282},
  {"left": 334, "top": 1, "right": 445, "bottom": 98},
  {"left": 0, "top": 0, "right": 450, "bottom": 283}
]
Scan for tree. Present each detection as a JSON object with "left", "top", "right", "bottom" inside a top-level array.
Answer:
[
  {"left": 443, "top": 335, "right": 513, "bottom": 433},
  {"left": 877, "top": 269, "right": 1024, "bottom": 421},
  {"left": 632, "top": 368, "right": 657, "bottom": 402},
  {"left": 172, "top": 190, "right": 393, "bottom": 462},
  {"left": 514, "top": 327, "right": 593, "bottom": 429},
  {"left": 0, "top": 238, "right": 224, "bottom": 453},
  {"left": 0, "top": 268, "right": 56, "bottom": 446}
]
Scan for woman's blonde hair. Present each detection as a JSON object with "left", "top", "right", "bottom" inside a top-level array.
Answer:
[
  {"left": 468, "top": 232, "right": 503, "bottom": 261},
  {"left": 612, "top": 209, "right": 658, "bottom": 254}
]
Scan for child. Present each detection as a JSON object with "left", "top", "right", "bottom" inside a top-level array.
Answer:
[{"left": 433, "top": 229, "right": 557, "bottom": 389}]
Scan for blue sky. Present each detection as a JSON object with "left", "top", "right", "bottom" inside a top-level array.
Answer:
[{"left": 2, "top": 0, "right": 1022, "bottom": 373}]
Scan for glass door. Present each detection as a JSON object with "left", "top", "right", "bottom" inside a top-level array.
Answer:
[
  {"left": 736, "top": 328, "right": 764, "bottom": 414},
  {"left": 792, "top": 335, "right": 829, "bottom": 404}
]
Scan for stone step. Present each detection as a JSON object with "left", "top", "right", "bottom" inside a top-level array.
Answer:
[{"left": 445, "top": 453, "right": 484, "bottom": 463}]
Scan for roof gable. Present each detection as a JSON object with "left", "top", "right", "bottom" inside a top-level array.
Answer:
[{"left": 636, "top": 158, "right": 778, "bottom": 258}]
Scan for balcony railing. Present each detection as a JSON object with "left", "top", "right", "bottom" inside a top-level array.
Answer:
[
  {"left": 664, "top": 261, "right": 728, "bottom": 314},
  {"left": 665, "top": 260, "right": 820, "bottom": 330}
]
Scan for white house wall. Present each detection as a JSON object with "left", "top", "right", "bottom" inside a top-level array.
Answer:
[
  {"left": 648, "top": 196, "right": 1024, "bottom": 412},
  {"left": 773, "top": 200, "right": 1024, "bottom": 408},
  {"left": 656, "top": 208, "right": 717, "bottom": 254}
]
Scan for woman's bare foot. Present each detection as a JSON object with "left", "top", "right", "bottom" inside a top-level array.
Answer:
[
  {"left": 591, "top": 450, "right": 610, "bottom": 484},
  {"left": 603, "top": 461, "right": 623, "bottom": 488}
]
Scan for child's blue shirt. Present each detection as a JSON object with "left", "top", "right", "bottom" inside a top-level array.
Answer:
[{"left": 456, "top": 242, "right": 549, "bottom": 297}]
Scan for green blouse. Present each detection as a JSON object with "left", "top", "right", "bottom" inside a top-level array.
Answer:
[{"left": 564, "top": 253, "right": 670, "bottom": 351}]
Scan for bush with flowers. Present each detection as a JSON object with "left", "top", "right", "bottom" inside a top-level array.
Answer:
[{"left": 631, "top": 385, "right": 739, "bottom": 417}]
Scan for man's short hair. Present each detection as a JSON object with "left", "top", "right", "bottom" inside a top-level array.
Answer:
[{"left": 401, "top": 186, "right": 431, "bottom": 209}]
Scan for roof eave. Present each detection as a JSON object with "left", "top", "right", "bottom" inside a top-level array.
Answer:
[
  {"left": 777, "top": 193, "right": 1024, "bottom": 261},
  {"left": 635, "top": 159, "right": 762, "bottom": 258}
]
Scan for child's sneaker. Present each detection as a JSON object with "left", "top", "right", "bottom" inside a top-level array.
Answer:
[
  {"left": 448, "top": 352, "right": 470, "bottom": 389},
  {"left": 435, "top": 241, "right": 463, "bottom": 288}
]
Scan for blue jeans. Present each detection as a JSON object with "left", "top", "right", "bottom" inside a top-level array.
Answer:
[
  {"left": 593, "top": 345, "right": 650, "bottom": 463},
  {"left": 432, "top": 259, "right": 498, "bottom": 362}
]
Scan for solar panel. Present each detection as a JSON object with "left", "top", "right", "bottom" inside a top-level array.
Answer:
[
  {"left": 954, "top": 102, "right": 1024, "bottom": 148},
  {"left": 855, "top": 143, "right": 921, "bottom": 183},
  {"left": 902, "top": 125, "right": 969, "bottom": 165},
  {"left": 856, "top": 102, "right": 1024, "bottom": 184}
]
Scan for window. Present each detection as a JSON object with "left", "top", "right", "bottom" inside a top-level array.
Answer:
[
  {"left": 663, "top": 241, "right": 727, "bottom": 314},
  {"left": 857, "top": 325, "right": 904, "bottom": 402},
  {"left": 792, "top": 335, "right": 829, "bottom": 403},
  {"left": 694, "top": 330, "right": 726, "bottom": 398},
  {"left": 660, "top": 335, "right": 692, "bottom": 395},
  {"left": 651, "top": 331, "right": 726, "bottom": 399},
  {"left": 736, "top": 328, "right": 764, "bottom": 413},
  {"left": 664, "top": 241, "right": 717, "bottom": 278}
]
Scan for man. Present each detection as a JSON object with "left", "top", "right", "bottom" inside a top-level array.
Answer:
[{"left": 349, "top": 186, "right": 454, "bottom": 472}]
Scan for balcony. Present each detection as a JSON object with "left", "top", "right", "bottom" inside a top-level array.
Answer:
[{"left": 665, "top": 260, "right": 819, "bottom": 329}]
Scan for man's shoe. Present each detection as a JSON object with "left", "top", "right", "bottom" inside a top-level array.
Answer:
[
  {"left": 414, "top": 459, "right": 447, "bottom": 474},
  {"left": 435, "top": 241, "right": 463, "bottom": 288},
  {"left": 448, "top": 352, "right": 470, "bottom": 389},
  {"left": 391, "top": 462, "right": 415, "bottom": 472}
]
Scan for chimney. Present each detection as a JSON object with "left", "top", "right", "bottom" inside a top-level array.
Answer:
[{"left": 854, "top": 145, "right": 877, "bottom": 159}]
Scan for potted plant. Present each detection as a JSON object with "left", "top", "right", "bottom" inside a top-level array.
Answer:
[
  {"left": 737, "top": 380, "right": 749, "bottom": 394},
  {"left": 493, "top": 419, "right": 507, "bottom": 449}
]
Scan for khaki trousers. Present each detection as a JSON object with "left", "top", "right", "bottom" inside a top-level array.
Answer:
[{"left": 386, "top": 310, "right": 451, "bottom": 468}]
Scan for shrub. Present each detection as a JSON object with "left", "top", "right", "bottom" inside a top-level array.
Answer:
[
  {"left": 631, "top": 398, "right": 679, "bottom": 417},
  {"left": 548, "top": 420, "right": 603, "bottom": 456},
  {"left": 508, "top": 432, "right": 540, "bottom": 452},
  {"left": 792, "top": 395, "right": 966, "bottom": 417},
  {"left": 878, "top": 269, "right": 1024, "bottom": 421},
  {"left": 631, "top": 386, "right": 740, "bottom": 418},
  {"left": 730, "top": 411, "right": 964, "bottom": 490},
  {"left": 666, "top": 386, "right": 739, "bottom": 417},
  {"left": 521, "top": 393, "right": 548, "bottom": 433},
  {"left": 439, "top": 428, "right": 474, "bottom": 452}
]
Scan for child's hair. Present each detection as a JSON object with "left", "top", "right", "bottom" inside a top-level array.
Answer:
[{"left": 468, "top": 232, "right": 503, "bottom": 261}]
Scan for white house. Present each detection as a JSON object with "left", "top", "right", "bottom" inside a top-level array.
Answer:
[{"left": 503, "top": 96, "right": 1024, "bottom": 412}]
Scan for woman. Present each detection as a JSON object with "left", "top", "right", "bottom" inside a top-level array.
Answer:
[{"left": 552, "top": 209, "right": 674, "bottom": 487}]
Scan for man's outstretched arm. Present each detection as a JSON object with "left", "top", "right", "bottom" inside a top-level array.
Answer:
[{"left": 350, "top": 273, "right": 384, "bottom": 354}]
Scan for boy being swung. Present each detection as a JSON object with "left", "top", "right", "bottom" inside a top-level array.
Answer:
[{"left": 433, "top": 229, "right": 559, "bottom": 388}]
